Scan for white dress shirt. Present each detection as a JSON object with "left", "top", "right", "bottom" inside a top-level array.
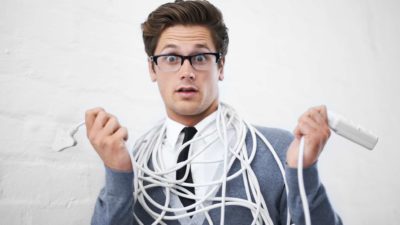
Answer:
[{"left": 161, "top": 111, "right": 233, "bottom": 199}]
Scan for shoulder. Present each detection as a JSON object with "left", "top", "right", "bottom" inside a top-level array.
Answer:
[
  {"left": 245, "top": 126, "right": 294, "bottom": 162},
  {"left": 253, "top": 126, "right": 294, "bottom": 149}
]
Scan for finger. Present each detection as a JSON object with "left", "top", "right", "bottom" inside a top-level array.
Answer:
[
  {"left": 298, "top": 114, "right": 320, "bottom": 131},
  {"left": 85, "top": 107, "right": 105, "bottom": 132},
  {"left": 302, "top": 107, "right": 318, "bottom": 122},
  {"left": 317, "top": 105, "right": 328, "bottom": 123},
  {"left": 113, "top": 127, "right": 129, "bottom": 141},
  {"left": 295, "top": 117, "right": 318, "bottom": 136},
  {"left": 102, "top": 116, "right": 120, "bottom": 136},
  {"left": 308, "top": 108, "right": 325, "bottom": 126},
  {"left": 293, "top": 126, "right": 302, "bottom": 139},
  {"left": 91, "top": 111, "right": 110, "bottom": 133},
  {"left": 316, "top": 105, "right": 332, "bottom": 139}
]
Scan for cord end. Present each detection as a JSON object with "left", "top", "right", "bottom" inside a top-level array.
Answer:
[{"left": 52, "top": 128, "right": 76, "bottom": 152}]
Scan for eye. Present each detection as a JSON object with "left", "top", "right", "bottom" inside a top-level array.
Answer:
[
  {"left": 193, "top": 54, "right": 207, "bottom": 63},
  {"left": 159, "top": 55, "right": 179, "bottom": 64},
  {"left": 165, "top": 55, "right": 178, "bottom": 63}
]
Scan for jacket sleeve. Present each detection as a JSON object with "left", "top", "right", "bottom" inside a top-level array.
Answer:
[
  {"left": 285, "top": 164, "right": 343, "bottom": 225},
  {"left": 91, "top": 166, "right": 135, "bottom": 225},
  {"left": 259, "top": 126, "right": 342, "bottom": 225}
]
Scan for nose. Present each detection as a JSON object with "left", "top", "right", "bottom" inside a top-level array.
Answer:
[{"left": 179, "top": 58, "right": 195, "bottom": 80}]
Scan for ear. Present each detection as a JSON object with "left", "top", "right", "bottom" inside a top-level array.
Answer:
[
  {"left": 218, "top": 58, "right": 225, "bottom": 81},
  {"left": 148, "top": 59, "right": 157, "bottom": 82}
]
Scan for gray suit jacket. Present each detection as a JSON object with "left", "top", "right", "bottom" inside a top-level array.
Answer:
[{"left": 91, "top": 127, "right": 342, "bottom": 225}]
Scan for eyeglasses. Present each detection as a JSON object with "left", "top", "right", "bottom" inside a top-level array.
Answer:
[{"left": 150, "top": 52, "right": 222, "bottom": 72}]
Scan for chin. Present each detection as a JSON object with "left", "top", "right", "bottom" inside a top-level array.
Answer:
[{"left": 173, "top": 101, "right": 204, "bottom": 116}]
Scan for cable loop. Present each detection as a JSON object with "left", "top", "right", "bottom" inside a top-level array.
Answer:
[{"left": 131, "top": 103, "right": 291, "bottom": 225}]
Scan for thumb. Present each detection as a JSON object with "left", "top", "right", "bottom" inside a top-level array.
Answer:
[{"left": 287, "top": 138, "right": 300, "bottom": 164}]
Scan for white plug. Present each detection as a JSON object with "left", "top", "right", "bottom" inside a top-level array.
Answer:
[
  {"left": 52, "top": 121, "right": 85, "bottom": 152},
  {"left": 327, "top": 111, "right": 378, "bottom": 150}
]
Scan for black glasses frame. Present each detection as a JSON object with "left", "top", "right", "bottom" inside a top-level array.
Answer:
[{"left": 150, "top": 52, "right": 222, "bottom": 66}]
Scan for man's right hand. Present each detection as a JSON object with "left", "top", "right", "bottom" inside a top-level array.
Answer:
[{"left": 85, "top": 107, "right": 132, "bottom": 172}]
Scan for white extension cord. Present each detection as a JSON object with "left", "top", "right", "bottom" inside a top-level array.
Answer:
[
  {"left": 53, "top": 104, "right": 378, "bottom": 225},
  {"left": 298, "top": 137, "right": 311, "bottom": 225},
  {"left": 131, "top": 103, "right": 288, "bottom": 225}
]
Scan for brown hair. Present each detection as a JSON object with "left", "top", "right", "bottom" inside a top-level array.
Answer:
[{"left": 141, "top": 0, "right": 229, "bottom": 58}]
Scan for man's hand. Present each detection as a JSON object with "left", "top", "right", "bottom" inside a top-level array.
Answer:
[
  {"left": 286, "top": 105, "right": 331, "bottom": 168},
  {"left": 85, "top": 107, "right": 132, "bottom": 172}
]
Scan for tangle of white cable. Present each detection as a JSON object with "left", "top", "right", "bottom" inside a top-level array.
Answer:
[{"left": 130, "top": 103, "right": 293, "bottom": 225}]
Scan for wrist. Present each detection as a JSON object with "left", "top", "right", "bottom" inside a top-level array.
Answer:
[
  {"left": 105, "top": 149, "right": 133, "bottom": 172},
  {"left": 286, "top": 148, "right": 317, "bottom": 169}
]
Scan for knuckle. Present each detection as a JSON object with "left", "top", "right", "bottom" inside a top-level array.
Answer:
[
  {"left": 297, "top": 121, "right": 303, "bottom": 128},
  {"left": 106, "top": 137, "right": 122, "bottom": 149},
  {"left": 86, "top": 107, "right": 104, "bottom": 115},
  {"left": 102, "top": 137, "right": 112, "bottom": 148},
  {"left": 298, "top": 118, "right": 307, "bottom": 127},
  {"left": 309, "top": 108, "right": 318, "bottom": 115},
  {"left": 98, "top": 112, "right": 109, "bottom": 121},
  {"left": 93, "top": 137, "right": 103, "bottom": 149},
  {"left": 98, "top": 111, "right": 106, "bottom": 117},
  {"left": 109, "top": 116, "right": 119, "bottom": 125},
  {"left": 88, "top": 132, "right": 96, "bottom": 142}
]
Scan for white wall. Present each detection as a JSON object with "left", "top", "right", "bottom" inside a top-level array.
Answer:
[{"left": 1, "top": 0, "right": 399, "bottom": 224}]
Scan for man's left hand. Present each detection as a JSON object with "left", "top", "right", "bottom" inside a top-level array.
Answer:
[{"left": 286, "top": 105, "right": 331, "bottom": 168}]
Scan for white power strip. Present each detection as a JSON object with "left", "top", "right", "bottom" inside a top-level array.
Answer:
[{"left": 327, "top": 111, "right": 378, "bottom": 150}]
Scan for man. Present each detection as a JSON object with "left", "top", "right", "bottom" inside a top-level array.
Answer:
[{"left": 86, "top": 1, "right": 342, "bottom": 224}]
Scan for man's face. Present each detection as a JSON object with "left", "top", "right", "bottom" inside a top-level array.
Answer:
[{"left": 148, "top": 25, "right": 224, "bottom": 125}]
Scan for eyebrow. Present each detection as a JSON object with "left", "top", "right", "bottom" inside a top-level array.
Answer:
[{"left": 160, "top": 43, "right": 212, "bottom": 52}]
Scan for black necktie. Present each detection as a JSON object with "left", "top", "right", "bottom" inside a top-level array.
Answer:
[{"left": 176, "top": 126, "right": 197, "bottom": 212}]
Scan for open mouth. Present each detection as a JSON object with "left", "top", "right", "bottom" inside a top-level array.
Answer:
[
  {"left": 177, "top": 87, "right": 197, "bottom": 93},
  {"left": 176, "top": 86, "right": 198, "bottom": 98}
]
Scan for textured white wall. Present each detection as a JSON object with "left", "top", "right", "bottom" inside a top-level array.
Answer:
[{"left": 1, "top": 0, "right": 399, "bottom": 224}]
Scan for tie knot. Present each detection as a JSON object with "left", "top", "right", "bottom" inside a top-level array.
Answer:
[{"left": 182, "top": 127, "right": 197, "bottom": 144}]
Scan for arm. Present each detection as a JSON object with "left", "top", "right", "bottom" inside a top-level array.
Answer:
[
  {"left": 285, "top": 164, "right": 342, "bottom": 225},
  {"left": 85, "top": 108, "right": 135, "bottom": 225},
  {"left": 285, "top": 105, "right": 342, "bottom": 225},
  {"left": 91, "top": 167, "right": 135, "bottom": 225}
]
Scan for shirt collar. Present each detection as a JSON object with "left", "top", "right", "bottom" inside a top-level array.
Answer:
[{"left": 165, "top": 111, "right": 217, "bottom": 148}]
